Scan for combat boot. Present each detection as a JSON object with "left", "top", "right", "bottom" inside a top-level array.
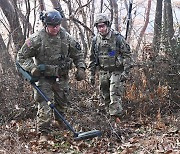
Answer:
[
  {"left": 98, "top": 105, "right": 108, "bottom": 114},
  {"left": 38, "top": 135, "right": 48, "bottom": 143},
  {"left": 51, "top": 120, "right": 67, "bottom": 131},
  {"left": 38, "top": 131, "right": 52, "bottom": 144},
  {"left": 54, "top": 111, "right": 67, "bottom": 131},
  {"left": 110, "top": 114, "right": 123, "bottom": 129}
]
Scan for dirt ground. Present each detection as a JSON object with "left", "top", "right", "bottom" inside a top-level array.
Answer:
[{"left": 0, "top": 62, "right": 179, "bottom": 153}]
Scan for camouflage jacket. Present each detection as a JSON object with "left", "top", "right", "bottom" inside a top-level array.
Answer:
[
  {"left": 17, "top": 27, "right": 86, "bottom": 74},
  {"left": 89, "top": 29, "right": 132, "bottom": 75}
]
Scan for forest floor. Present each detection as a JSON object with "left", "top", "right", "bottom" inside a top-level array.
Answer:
[{"left": 0, "top": 64, "right": 179, "bottom": 154}]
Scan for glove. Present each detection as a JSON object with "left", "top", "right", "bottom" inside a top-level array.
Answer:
[
  {"left": 120, "top": 71, "right": 128, "bottom": 81},
  {"left": 89, "top": 75, "right": 95, "bottom": 85},
  {"left": 75, "top": 68, "right": 85, "bottom": 81},
  {"left": 31, "top": 66, "right": 41, "bottom": 77},
  {"left": 31, "top": 64, "right": 46, "bottom": 77}
]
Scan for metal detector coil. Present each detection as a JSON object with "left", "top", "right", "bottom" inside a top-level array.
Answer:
[{"left": 74, "top": 130, "right": 102, "bottom": 141}]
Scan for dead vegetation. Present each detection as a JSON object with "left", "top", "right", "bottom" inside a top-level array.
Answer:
[{"left": 0, "top": 50, "right": 179, "bottom": 153}]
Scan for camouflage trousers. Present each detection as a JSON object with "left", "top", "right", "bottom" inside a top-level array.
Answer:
[
  {"left": 99, "top": 70, "right": 125, "bottom": 116},
  {"left": 34, "top": 77, "right": 70, "bottom": 134}
]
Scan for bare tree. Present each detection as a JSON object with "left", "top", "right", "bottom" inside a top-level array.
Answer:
[
  {"left": 17, "top": 7, "right": 33, "bottom": 35},
  {"left": 111, "top": 0, "right": 119, "bottom": 31},
  {"left": 22, "top": 0, "right": 31, "bottom": 41},
  {"left": 50, "top": 0, "right": 68, "bottom": 30},
  {"left": 0, "top": 0, "right": 23, "bottom": 51},
  {"left": 153, "top": 0, "right": 163, "bottom": 54},
  {"left": 135, "top": 0, "right": 151, "bottom": 52},
  {"left": 62, "top": 0, "right": 94, "bottom": 56},
  {"left": 163, "top": 0, "right": 175, "bottom": 53},
  {"left": 0, "top": 34, "right": 6, "bottom": 51},
  {"left": 100, "top": 0, "right": 103, "bottom": 13},
  {"left": 74, "top": 0, "right": 93, "bottom": 53},
  {"left": 38, "top": 0, "right": 46, "bottom": 11},
  {"left": 89, "top": 0, "right": 95, "bottom": 33}
]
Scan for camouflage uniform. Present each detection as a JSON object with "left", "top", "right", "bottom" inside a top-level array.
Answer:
[
  {"left": 17, "top": 27, "right": 86, "bottom": 134},
  {"left": 89, "top": 14, "right": 131, "bottom": 117}
]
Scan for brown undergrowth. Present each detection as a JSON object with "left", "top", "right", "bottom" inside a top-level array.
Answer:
[{"left": 0, "top": 53, "right": 179, "bottom": 153}]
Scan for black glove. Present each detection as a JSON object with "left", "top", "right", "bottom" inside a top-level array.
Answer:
[{"left": 75, "top": 68, "right": 86, "bottom": 81}]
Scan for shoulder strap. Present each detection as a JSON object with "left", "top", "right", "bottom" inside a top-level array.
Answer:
[
  {"left": 115, "top": 33, "right": 122, "bottom": 49},
  {"left": 92, "top": 36, "right": 98, "bottom": 54},
  {"left": 92, "top": 36, "right": 97, "bottom": 46},
  {"left": 92, "top": 32, "right": 122, "bottom": 54}
]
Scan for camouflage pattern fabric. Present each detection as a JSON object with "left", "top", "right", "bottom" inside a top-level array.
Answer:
[
  {"left": 94, "top": 13, "right": 110, "bottom": 26},
  {"left": 34, "top": 77, "right": 69, "bottom": 134},
  {"left": 17, "top": 27, "right": 86, "bottom": 72},
  {"left": 99, "top": 70, "right": 124, "bottom": 116},
  {"left": 89, "top": 29, "right": 132, "bottom": 116},
  {"left": 17, "top": 27, "right": 86, "bottom": 134}
]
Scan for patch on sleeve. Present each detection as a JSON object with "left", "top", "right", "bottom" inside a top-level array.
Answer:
[
  {"left": 75, "top": 42, "right": 81, "bottom": 50},
  {"left": 25, "top": 39, "right": 32, "bottom": 47}
]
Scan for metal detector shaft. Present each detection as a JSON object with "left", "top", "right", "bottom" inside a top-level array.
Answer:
[
  {"left": 31, "top": 82, "right": 78, "bottom": 136},
  {"left": 16, "top": 62, "right": 102, "bottom": 140},
  {"left": 16, "top": 62, "right": 76, "bottom": 134}
]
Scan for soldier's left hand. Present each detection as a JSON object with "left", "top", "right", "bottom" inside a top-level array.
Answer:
[
  {"left": 75, "top": 68, "right": 86, "bottom": 81},
  {"left": 31, "top": 66, "right": 41, "bottom": 77}
]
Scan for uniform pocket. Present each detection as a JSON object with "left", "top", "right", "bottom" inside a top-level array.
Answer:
[
  {"left": 99, "top": 55, "right": 117, "bottom": 69},
  {"left": 99, "top": 55, "right": 108, "bottom": 69},
  {"left": 108, "top": 56, "right": 116, "bottom": 68}
]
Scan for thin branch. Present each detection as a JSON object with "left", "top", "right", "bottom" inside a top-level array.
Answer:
[
  {"left": 74, "top": 0, "right": 92, "bottom": 15},
  {"left": 0, "top": 19, "right": 10, "bottom": 33},
  {"left": 69, "top": 16, "right": 95, "bottom": 36}
]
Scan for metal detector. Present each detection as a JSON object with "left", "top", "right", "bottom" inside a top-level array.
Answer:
[{"left": 16, "top": 62, "right": 102, "bottom": 141}]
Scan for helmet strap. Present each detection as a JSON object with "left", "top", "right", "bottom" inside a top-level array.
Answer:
[{"left": 45, "top": 25, "right": 49, "bottom": 33}]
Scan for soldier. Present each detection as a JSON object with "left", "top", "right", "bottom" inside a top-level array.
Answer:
[
  {"left": 89, "top": 13, "right": 132, "bottom": 122},
  {"left": 16, "top": 9, "right": 86, "bottom": 142}
]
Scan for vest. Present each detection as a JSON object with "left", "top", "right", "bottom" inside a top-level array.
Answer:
[
  {"left": 92, "top": 30, "right": 123, "bottom": 71},
  {"left": 34, "top": 28, "right": 72, "bottom": 70}
]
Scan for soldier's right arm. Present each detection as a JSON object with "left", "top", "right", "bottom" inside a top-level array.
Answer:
[
  {"left": 16, "top": 33, "right": 41, "bottom": 72},
  {"left": 89, "top": 36, "right": 97, "bottom": 76}
]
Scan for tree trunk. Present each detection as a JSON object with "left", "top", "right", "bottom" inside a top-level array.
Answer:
[
  {"left": 111, "top": 0, "right": 119, "bottom": 31},
  {"left": 163, "top": 0, "right": 179, "bottom": 104},
  {"left": 163, "top": 0, "right": 175, "bottom": 53},
  {"left": 0, "top": 34, "right": 6, "bottom": 51},
  {"left": 74, "top": 22, "right": 88, "bottom": 58},
  {"left": 23, "top": 0, "right": 31, "bottom": 41},
  {"left": 100, "top": 0, "right": 103, "bottom": 13},
  {"left": 0, "top": 0, "right": 23, "bottom": 52},
  {"left": 17, "top": 7, "right": 33, "bottom": 34},
  {"left": 50, "top": 0, "right": 68, "bottom": 30},
  {"left": 123, "top": 0, "right": 133, "bottom": 43},
  {"left": 153, "top": 0, "right": 163, "bottom": 54},
  {"left": 135, "top": 0, "right": 151, "bottom": 52},
  {"left": 90, "top": 0, "right": 95, "bottom": 33},
  {"left": 38, "top": 0, "right": 46, "bottom": 11}
]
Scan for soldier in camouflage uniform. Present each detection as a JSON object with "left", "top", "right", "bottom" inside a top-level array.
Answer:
[
  {"left": 16, "top": 9, "right": 86, "bottom": 139},
  {"left": 89, "top": 13, "right": 132, "bottom": 120}
]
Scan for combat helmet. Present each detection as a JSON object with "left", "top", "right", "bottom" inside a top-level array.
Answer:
[
  {"left": 94, "top": 13, "right": 111, "bottom": 27},
  {"left": 40, "top": 9, "right": 62, "bottom": 26}
]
